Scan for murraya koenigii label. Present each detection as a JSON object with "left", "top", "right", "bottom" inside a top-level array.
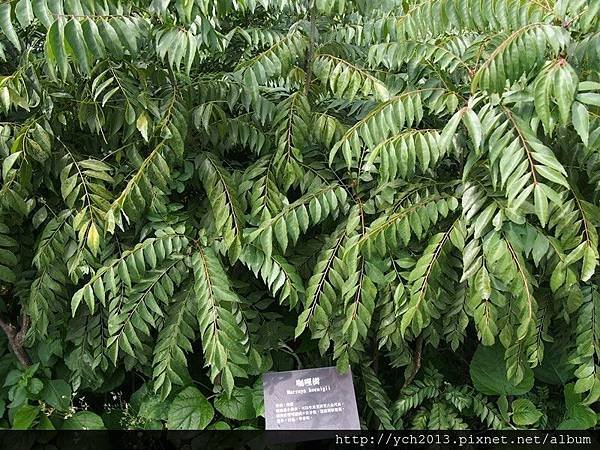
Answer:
[{"left": 263, "top": 366, "right": 360, "bottom": 430}]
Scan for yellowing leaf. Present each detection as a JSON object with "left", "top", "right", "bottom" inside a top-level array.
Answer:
[
  {"left": 87, "top": 222, "right": 100, "bottom": 255},
  {"left": 136, "top": 111, "right": 150, "bottom": 141},
  {"left": 533, "top": 184, "right": 549, "bottom": 227},
  {"left": 581, "top": 244, "right": 598, "bottom": 282}
]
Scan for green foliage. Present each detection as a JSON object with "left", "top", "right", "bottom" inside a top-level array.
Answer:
[
  {"left": 1, "top": 0, "right": 599, "bottom": 431},
  {"left": 192, "top": 245, "right": 251, "bottom": 397},
  {"left": 470, "top": 344, "right": 534, "bottom": 396},
  {"left": 166, "top": 386, "right": 214, "bottom": 430},
  {"left": 511, "top": 398, "right": 543, "bottom": 426}
]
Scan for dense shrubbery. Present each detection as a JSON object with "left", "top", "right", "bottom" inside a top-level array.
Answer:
[{"left": 0, "top": 0, "right": 599, "bottom": 430}]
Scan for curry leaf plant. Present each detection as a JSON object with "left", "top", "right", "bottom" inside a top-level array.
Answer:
[{"left": 0, "top": 0, "right": 599, "bottom": 430}]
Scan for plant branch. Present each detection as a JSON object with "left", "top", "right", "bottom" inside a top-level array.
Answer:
[
  {"left": 304, "top": 1, "right": 317, "bottom": 95},
  {"left": 0, "top": 314, "right": 31, "bottom": 367},
  {"left": 402, "top": 334, "right": 423, "bottom": 389}
]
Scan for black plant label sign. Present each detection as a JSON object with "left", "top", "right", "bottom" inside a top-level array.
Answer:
[{"left": 263, "top": 366, "right": 360, "bottom": 430}]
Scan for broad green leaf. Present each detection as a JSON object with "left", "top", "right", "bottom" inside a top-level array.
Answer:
[
  {"left": 470, "top": 344, "right": 533, "bottom": 396},
  {"left": 12, "top": 404, "right": 39, "bottom": 429},
  {"left": 208, "top": 421, "right": 231, "bottom": 430},
  {"left": 511, "top": 398, "right": 542, "bottom": 426},
  {"left": 139, "top": 394, "right": 169, "bottom": 420},
  {"left": 40, "top": 379, "right": 72, "bottom": 411},
  {"left": 62, "top": 412, "right": 106, "bottom": 430},
  {"left": 167, "top": 387, "right": 214, "bottom": 430},
  {"left": 534, "top": 343, "right": 575, "bottom": 385},
  {"left": 214, "top": 387, "right": 256, "bottom": 420}
]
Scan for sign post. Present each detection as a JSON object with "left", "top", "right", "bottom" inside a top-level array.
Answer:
[{"left": 263, "top": 366, "right": 361, "bottom": 430}]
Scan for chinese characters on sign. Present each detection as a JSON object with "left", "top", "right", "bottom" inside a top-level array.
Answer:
[
  {"left": 263, "top": 366, "right": 360, "bottom": 430},
  {"left": 274, "top": 400, "right": 344, "bottom": 425},
  {"left": 295, "top": 376, "right": 320, "bottom": 387}
]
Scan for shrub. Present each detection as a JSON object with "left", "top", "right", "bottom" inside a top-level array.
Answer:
[{"left": 0, "top": 0, "right": 599, "bottom": 430}]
